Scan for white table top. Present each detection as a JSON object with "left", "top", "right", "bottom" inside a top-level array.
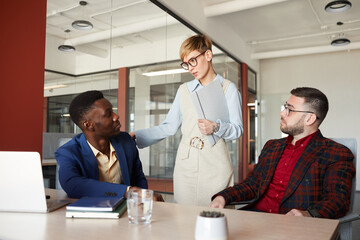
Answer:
[{"left": 0, "top": 189, "right": 339, "bottom": 240}]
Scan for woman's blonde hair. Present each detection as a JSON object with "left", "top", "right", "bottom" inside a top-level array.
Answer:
[{"left": 179, "top": 34, "right": 212, "bottom": 61}]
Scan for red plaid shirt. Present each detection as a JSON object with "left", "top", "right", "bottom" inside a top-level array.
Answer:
[{"left": 254, "top": 131, "right": 317, "bottom": 213}]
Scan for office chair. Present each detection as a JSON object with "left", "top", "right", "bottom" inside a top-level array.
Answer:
[
  {"left": 228, "top": 138, "right": 359, "bottom": 240},
  {"left": 55, "top": 138, "right": 73, "bottom": 190},
  {"left": 331, "top": 138, "right": 359, "bottom": 240}
]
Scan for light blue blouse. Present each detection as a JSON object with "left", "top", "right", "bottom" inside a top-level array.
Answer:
[{"left": 134, "top": 74, "right": 243, "bottom": 148}]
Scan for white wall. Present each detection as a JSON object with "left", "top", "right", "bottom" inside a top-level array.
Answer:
[
  {"left": 259, "top": 49, "right": 360, "bottom": 190},
  {"left": 45, "top": 34, "right": 76, "bottom": 73}
]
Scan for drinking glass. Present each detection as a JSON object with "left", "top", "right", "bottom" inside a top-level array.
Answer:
[{"left": 127, "top": 189, "right": 153, "bottom": 224}]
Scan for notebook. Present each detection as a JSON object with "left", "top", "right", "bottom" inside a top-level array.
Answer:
[
  {"left": 66, "top": 199, "right": 127, "bottom": 219},
  {"left": 0, "top": 151, "right": 71, "bottom": 213},
  {"left": 66, "top": 196, "right": 124, "bottom": 211}
]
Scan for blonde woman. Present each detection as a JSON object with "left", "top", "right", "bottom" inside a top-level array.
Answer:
[{"left": 131, "top": 34, "right": 243, "bottom": 206}]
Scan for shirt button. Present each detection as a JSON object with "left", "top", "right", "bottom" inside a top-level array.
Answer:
[
  {"left": 284, "top": 163, "right": 287, "bottom": 166},
  {"left": 269, "top": 209, "right": 272, "bottom": 213},
  {"left": 280, "top": 180, "right": 283, "bottom": 184},
  {"left": 276, "top": 194, "right": 279, "bottom": 198}
]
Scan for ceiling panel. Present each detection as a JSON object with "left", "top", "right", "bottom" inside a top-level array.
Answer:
[
  {"left": 46, "top": 0, "right": 360, "bottom": 70},
  {"left": 201, "top": 0, "right": 360, "bottom": 53}
]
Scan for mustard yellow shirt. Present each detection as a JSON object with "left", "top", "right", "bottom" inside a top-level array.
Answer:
[{"left": 87, "top": 141, "right": 122, "bottom": 184}]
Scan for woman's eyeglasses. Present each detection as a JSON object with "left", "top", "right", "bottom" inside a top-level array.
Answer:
[{"left": 180, "top": 50, "right": 207, "bottom": 70}]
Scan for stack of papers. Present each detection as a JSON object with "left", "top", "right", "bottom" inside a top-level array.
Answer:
[{"left": 66, "top": 196, "right": 126, "bottom": 219}]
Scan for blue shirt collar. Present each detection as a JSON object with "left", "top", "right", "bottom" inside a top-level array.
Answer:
[{"left": 188, "top": 74, "right": 224, "bottom": 92}]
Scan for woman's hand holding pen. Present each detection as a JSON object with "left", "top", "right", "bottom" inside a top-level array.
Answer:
[{"left": 198, "top": 119, "right": 217, "bottom": 135}]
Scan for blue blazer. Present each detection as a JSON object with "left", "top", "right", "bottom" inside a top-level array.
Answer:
[{"left": 55, "top": 132, "right": 148, "bottom": 198}]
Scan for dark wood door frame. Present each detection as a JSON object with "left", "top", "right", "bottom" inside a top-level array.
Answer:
[{"left": 238, "top": 63, "right": 249, "bottom": 182}]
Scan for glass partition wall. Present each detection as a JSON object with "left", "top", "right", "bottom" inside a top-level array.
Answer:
[
  {"left": 43, "top": 0, "right": 244, "bottom": 190},
  {"left": 46, "top": 85, "right": 118, "bottom": 134}
]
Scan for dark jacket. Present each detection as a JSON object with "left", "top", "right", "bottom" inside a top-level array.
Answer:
[{"left": 214, "top": 131, "right": 355, "bottom": 219}]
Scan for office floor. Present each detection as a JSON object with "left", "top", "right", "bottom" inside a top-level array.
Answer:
[{"left": 159, "top": 191, "right": 360, "bottom": 240}]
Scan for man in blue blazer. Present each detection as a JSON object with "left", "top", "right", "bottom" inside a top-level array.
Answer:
[{"left": 55, "top": 90, "right": 156, "bottom": 199}]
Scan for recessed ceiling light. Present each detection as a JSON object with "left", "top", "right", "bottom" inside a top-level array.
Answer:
[
  {"left": 325, "top": 0, "right": 352, "bottom": 13},
  {"left": 58, "top": 29, "right": 75, "bottom": 52},
  {"left": 72, "top": 1, "right": 93, "bottom": 30},
  {"left": 58, "top": 45, "right": 76, "bottom": 52},
  {"left": 331, "top": 38, "right": 350, "bottom": 46},
  {"left": 72, "top": 20, "right": 93, "bottom": 30}
]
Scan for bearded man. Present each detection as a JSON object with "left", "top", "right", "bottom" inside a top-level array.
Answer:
[{"left": 210, "top": 87, "right": 355, "bottom": 219}]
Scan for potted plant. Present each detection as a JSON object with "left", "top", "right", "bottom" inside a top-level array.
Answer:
[{"left": 195, "top": 211, "right": 228, "bottom": 240}]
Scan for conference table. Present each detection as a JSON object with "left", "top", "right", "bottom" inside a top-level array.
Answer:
[{"left": 0, "top": 189, "right": 339, "bottom": 240}]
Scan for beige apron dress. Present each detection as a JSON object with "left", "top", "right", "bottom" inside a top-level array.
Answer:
[{"left": 173, "top": 79, "right": 234, "bottom": 206}]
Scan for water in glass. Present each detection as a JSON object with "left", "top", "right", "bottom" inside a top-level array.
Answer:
[{"left": 127, "top": 189, "right": 153, "bottom": 224}]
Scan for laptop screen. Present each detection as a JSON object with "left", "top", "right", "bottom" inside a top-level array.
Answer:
[{"left": 0, "top": 151, "right": 48, "bottom": 213}]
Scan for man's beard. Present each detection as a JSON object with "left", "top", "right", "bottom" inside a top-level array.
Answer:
[{"left": 280, "top": 115, "right": 305, "bottom": 136}]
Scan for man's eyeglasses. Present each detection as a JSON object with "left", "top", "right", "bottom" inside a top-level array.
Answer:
[
  {"left": 283, "top": 104, "right": 320, "bottom": 119},
  {"left": 180, "top": 50, "right": 207, "bottom": 70}
]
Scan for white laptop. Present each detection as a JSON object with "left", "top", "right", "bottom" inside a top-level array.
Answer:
[{"left": 0, "top": 151, "right": 71, "bottom": 213}]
